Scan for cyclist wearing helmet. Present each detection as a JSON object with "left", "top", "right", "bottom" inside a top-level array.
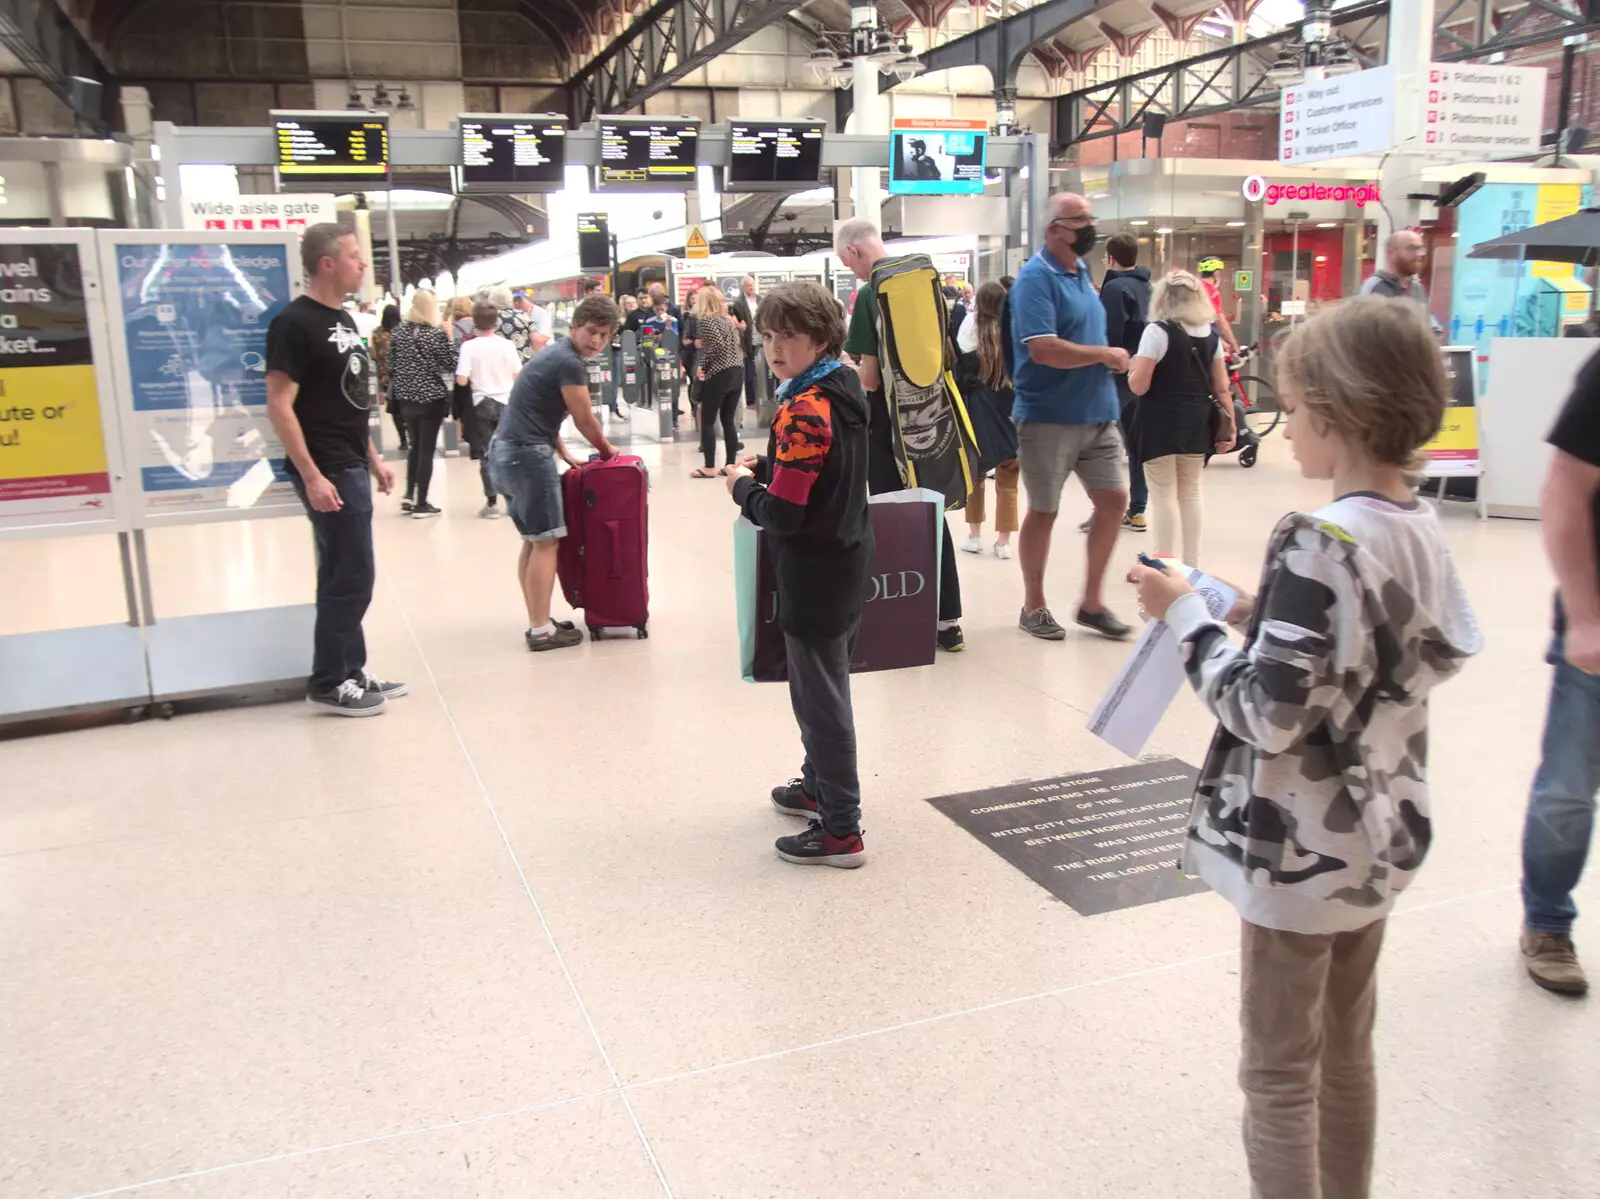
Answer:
[{"left": 1197, "top": 257, "right": 1240, "bottom": 356}]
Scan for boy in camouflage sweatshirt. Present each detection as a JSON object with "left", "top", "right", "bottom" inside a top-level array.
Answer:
[{"left": 1132, "top": 297, "right": 1482, "bottom": 1198}]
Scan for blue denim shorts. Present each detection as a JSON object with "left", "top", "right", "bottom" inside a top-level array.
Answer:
[{"left": 489, "top": 439, "right": 566, "bottom": 542}]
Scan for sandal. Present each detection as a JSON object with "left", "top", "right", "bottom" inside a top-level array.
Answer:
[{"left": 690, "top": 467, "right": 720, "bottom": 479}]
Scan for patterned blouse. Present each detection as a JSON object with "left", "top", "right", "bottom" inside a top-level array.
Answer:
[
  {"left": 387, "top": 320, "right": 457, "bottom": 409},
  {"left": 695, "top": 313, "right": 743, "bottom": 376},
  {"left": 497, "top": 308, "right": 535, "bottom": 361}
]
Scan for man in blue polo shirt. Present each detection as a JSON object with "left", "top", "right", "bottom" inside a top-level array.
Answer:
[{"left": 1011, "top": 191, "right": 1133, "bottom": 642}]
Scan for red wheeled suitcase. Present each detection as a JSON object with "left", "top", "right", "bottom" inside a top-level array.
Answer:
[{"left": 558, "top": 455, "right": 650, "bottom": 640}]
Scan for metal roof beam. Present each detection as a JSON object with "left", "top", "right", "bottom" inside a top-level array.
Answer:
[
  {"left": 568, "top": 0, "right": 808, "bottom": 121},
  {"left": 0, "top": 0, "right": 114, "bottom": 131}
]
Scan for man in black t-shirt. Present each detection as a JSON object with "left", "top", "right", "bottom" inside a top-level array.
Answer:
[
  {"left": 266, "top": 224, "right": 401, "bottom": 717},
  {"left": 1519, "top": 346, "right": 1600, "bottom": 995}
]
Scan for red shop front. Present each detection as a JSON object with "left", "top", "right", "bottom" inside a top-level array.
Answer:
[{"left": 1260, "top": 226, "right": 1369, "bottom": 310}]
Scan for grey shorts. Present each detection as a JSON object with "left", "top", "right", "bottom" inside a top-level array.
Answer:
[
  {"left": 1017, "top": 420, "right": 1128, "bottom": 514},
  {"left": 488, "top": 439, "right": 566, "bottom": 542}
]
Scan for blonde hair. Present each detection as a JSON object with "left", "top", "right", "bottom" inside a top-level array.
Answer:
[
  {"left": 449, "top": 295, "right": 473, "bottom": 320},
  {"left": 1150, "top": 270, "right": 1216, "bottom": 326},
  {"left": 405, "top": 290, "right": 439, "bottom": 326},
  {"left": 1275, "top": 295, "right": 1446, "bottom": 469},
  {"left": 694, "top": 287, "right": 728, "bottom": 319}
]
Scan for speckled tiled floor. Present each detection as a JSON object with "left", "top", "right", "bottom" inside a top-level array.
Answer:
[{"left": 2, "top": 432, "right": 1593, "bottom": 1198}]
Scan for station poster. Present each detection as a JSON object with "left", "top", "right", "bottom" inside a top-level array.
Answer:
[
  {"left": 112, "top": 240, "right": 297, "bottom": 518},
  {"left": 0, "top": 242, "right": 115, "bottom": 527}
]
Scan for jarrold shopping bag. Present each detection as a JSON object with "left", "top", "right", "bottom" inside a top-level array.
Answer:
[{"left": 735, "top": 489, "right": 943, "bottom": 683}]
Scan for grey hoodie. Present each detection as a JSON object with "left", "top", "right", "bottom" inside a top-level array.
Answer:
[{"left": 1166, "top": 494, "right": 1483, "bottom": 934}]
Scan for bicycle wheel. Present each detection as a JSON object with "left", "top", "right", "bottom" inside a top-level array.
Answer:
[{"left": 1236, "top": 375, "right": 1281, "bottom": 438}]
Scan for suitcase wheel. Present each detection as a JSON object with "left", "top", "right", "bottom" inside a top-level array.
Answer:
[
  {"left": 1239, "top": 444, "right": 1258, "bottom": 468},
  {"left": 635, "top": 624, "right": 648, "bottom": 640},
  {"left": 589, "top": 626, "right": 602, "bottom": 642}
]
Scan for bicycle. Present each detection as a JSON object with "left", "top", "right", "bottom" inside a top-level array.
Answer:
[{"left": 1228, "top": 343, "right": 1281, "bottom": 449}]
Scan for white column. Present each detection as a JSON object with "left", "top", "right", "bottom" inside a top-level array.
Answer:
[
  {"left": 851, "top": 3, "right": 883, "bottom": 228},
  {"left": 1379, "top": 0, "right": 1435, "bottom": 245}
]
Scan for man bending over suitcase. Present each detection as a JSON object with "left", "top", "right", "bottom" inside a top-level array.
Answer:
[
  {"left": 489, "top": 294, "right": 619, "bottom": 652},
  {"left": 726, "top": 282, "right": 874, "bottom": 868}
]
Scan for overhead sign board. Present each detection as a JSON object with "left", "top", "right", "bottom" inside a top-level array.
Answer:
[
  {"left": 596, "top": 118, "right": 700, "bottom": 191},
  {"left": 457, "top": 114, "right": 567, "bottom": 193},
  {"left": 1423, "top": 63, "right": 1545, "bottom": 160},
  {"left": 1279, "top": 65, "right": 1396, "bottom": 165},
  {"left": 271, "top": 111, "right": 389, "bottom": 190},
  {"left": 577, "top": 212, "right": 610, "bottom": 274}
]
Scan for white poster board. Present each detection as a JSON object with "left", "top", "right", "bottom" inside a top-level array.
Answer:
[
  {"left": 1279, "top": 66, "right": 1396, "bottom": 165},
  {"left": 99, "top": 230, "right": 306, "bottom": 528},
  {"left": 0, "top": 229, "right": 132, "bottom": 541}
]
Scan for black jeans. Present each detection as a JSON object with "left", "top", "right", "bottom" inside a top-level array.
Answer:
[
  {"left": 744, "top": 355, "right": 758, "bottom": 407},
  {"left": 786, "top": 619, "right": 862, "bottom": 836},
  {"left": 405, "top": 408, "right": 446, "bottom": 504},
  {"left": 939, "top": 519, "right": 962, "bottom": 623},
  {"left": 473, "top": 399, "right": 504, "bottom": 502},
  {"left": 388, "top": 400, "right": 408, "bottom": 449},
  {"left": 699, "top": 365, "right": 743, "bottom": 468},
  {"left": 1116, "top": 377, "right": 1148, "bottom": 516},
  {"left": 290, "top": 463, "right": 375, "bottom": 695}
]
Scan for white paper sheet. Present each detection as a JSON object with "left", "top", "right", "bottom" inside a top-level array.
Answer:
[{"left": 1087, "top": 567, "right": 1238, "bottom": 757}]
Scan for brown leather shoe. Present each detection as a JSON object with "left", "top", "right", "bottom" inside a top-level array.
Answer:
[{"left": 1521, "top": 928, "right": 1589, "bottom": 996}]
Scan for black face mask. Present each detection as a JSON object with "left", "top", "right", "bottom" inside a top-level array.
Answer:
[{"left": 1070, "top": 223, "right": 1098, "bottom": 256}]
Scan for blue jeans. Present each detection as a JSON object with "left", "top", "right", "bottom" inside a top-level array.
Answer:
[
  {"left": 290, "top": 463, "right": 375, "bottom": 694},
  {"left": 1521, "top": 620, "right": 1600, "bottom": 935}
]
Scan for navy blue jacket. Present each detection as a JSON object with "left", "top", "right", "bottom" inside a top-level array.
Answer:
[{"left": 1100, "top": 265, "right": 1151, "bottom": 358}]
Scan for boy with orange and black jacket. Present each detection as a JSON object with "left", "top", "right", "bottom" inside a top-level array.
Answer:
[{"left": 726, "top": 282, "right": 874, "bottom": 868}]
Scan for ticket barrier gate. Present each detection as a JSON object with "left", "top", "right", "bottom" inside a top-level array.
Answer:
[{"left": 634, "top": 327, "right": 680, "bottom": 442}]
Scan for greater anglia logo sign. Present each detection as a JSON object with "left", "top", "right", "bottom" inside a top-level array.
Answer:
[{"left": 1241, "top": 175, "right": 1381, "bottom": 207}]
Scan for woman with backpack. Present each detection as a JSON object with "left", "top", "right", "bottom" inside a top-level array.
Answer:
[
  {"left": 955, "top": 281, "right": 1020, "bottom": 559},
  {"left": 389, "top": 290, "right": 458, "bottom": 518},
  {"left": 1126, "top": 270, "right": 1236, "bottom": 565}
]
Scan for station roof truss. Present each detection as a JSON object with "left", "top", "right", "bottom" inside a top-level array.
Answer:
[
  {"left": 0, "top": 0, "right": 114, "bottom": 130},
  {"left": 568, "top": 0, "right": 812, "bottom": 120},
  {"left": 1054, "top": 0, "right": 1600, "bottom": 146}
]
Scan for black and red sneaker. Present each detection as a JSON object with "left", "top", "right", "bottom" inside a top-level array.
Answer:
[
  {"left": 770, "top": 777, "right": 821, "bottom": 819},
  {"left": 776, "top": 821, "right": 866, "bottom": 869}
]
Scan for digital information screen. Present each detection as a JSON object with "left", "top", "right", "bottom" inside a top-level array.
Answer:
[
  {"left": 726, "top": 119, "right": 825, "bottom": 191},
  {"left": 458, "top": 114, "right": 567, "bottom": 192},
  {"left": 273, "top": 112, "right": 390, "bottom": 187},
  {"left": 577, "top": 213, "right": 611, "bottom": 274},
  {"left": 597, "top": 118, "right": 700, "bottom": 190},
  {"left": 888, "top": 118, "right": 988, "bottom": 196}
]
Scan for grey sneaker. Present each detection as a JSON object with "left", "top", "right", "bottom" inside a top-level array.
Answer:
[
  {"left": 1019, "top": 607, "right": 1067, "bottom": 641},
  {"left": 307, "top": 678, "right": 387, "bottom": 717},
  {"left": 1077, "top": 606, "right": 1134, "bottom": 640},
  {"left": 1522, "top": 928, "right": 1589, "bottom": 995},
  {"left": 357, "top": 670, "right": 408, "bottom": 699},
  {"left": 527, "top": 625, "right": 584, "bottom": 652}
]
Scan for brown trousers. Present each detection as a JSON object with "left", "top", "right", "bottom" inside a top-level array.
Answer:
[
  {"left": 1238, "top": 918, "right": 1387, "bottom": 1199},
  {"left": 965, "top": 458, "right": 1019, "bottom": 532}
]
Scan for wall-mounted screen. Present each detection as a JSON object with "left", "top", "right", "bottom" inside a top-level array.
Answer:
[
  {"left": 458, "top": 114, "right": 567, "bottom": 193},
  {"left": 597, "top": 118, "right": 700, "bottom": 190},
  {"left": 887, "top": 118, "right": 987, "bottom": 196},
  {"left": 577, "top": 212, "right": 611, "bottom": 274},
  {"left": 272, "top": 111, "right": 389, "bottom": 190},
  {"left": 726, "top": 119, "right": 825, "bottom": 191}
]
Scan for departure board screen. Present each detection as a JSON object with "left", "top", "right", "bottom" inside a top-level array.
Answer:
[
  {"left": 272, "top": 111, "right": 390, "bottom": 188},
  {"left": 577, "top": 213, "right": 611, "bottom": 274},
  {"left": 597, "top": 118, "right": 700, "bottom": 190},
  {"left": 727, "top": 119, "right": 825, "bottom": 191},
  {"left": 458, "top": 114, "right": 567, "bottom": 192}
]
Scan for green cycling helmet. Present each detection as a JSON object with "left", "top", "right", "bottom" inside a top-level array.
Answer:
[{"left": 1197, "top": 256, "right": 1225, "bottom": 275}]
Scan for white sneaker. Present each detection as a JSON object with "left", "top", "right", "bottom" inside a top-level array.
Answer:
[
  {"left": 478, "top": 503, "right": 501, "bottom": 519},
  {"left": 994, "top": 542, "right": 1012, "bottom": 560},
  {"left": 960, "top": 535, "right": 982, "bottom": 554}
]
